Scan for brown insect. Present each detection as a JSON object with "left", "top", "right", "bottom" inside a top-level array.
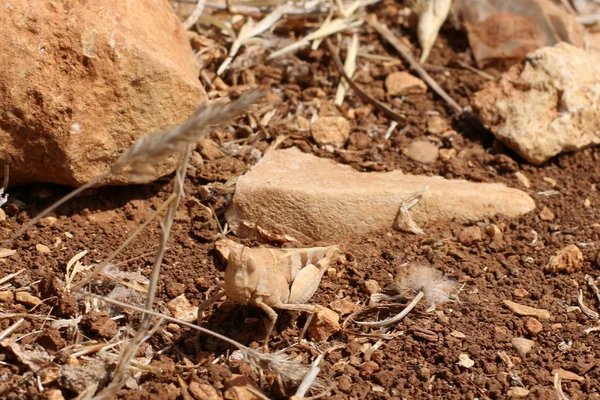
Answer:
[{"left": 198, "top": 239, "right": 342, "bottom": 349}]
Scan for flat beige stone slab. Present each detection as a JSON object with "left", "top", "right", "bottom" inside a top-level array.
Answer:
[{"left": 226, "top": 148, "right": 536, "bottom": 242}]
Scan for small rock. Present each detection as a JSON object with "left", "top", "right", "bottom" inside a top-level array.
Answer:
[
  {"left": 224, "top": 374, "right": 264, "bottom": 400},
  {"left": 327, "top": 267, "right": 337, "bottom": 278},
  {"left": 81, "top": 311, "right": 118, "bottom": 339},
  {"left": 199, "top": 139, "right": 225, "bottom": 160},
  {"left": 15, "top": 292, "right": 42, "bottom": 307},
  {"left": 539, "top": 206, "right": 555, "bottom": 221},
  {"left": 39, "top": 216, "right": 58, "bottom": 227},
  {"left": 167, "top": 294, "right": 198, "bottom": 323},
  {"left": 514, "top": 172, "right": 531, "bottom": 188},
  {"left": 458, "top": 226, "right": 482, "bottom": 246},
  {"left": 439, "top": 148, "right": 456, "bottom": 161},
  {"left": 310, "top": 116, "right": 351, "bottom": 147},
  {"left": 525, "top": 318, "right": 543, "bottom": 336},
  {"left": 512, "top": 337, "right": 535, "bottom": 356},
  {"left": 307, "top": 305, "right": 340, "bottom": 342},
  {"left": 545, "top": 245, "right": 583, "bottom": 274},
  {"left": 507, "top": 386, "right": 530, "bottom": 398},
  {"left": 503, "top": 300, "right": 550, "bottom": 319},
  {"left": 46, "top": 389, "right": 65, "bottom": 400},
  {"left": 543, "top": 176, "right": 557, "bottom": 187},
  {"left": 0, "top": 208, "right": 5, "bottom": 222},
  {"left": 36, "top": 244, "right": 51, "bottom": 254},
  {"left": 513, "top": 288, "right": 529, "bottom": 298},
  {"left": 427, "top": 115, "right": 450, "bottom": 135},
  {"left": 458, "top": 353, "right": 475, "bottom": 368},
  {"left": 385, "top": 71, "right": 427, "bottom": 96},
  {"left": 473, "top": 43, "right": 600, "bottom": 165},
  {"left": 485, "top": 224, "right": 502, "bottom": 240},
  {"left": 38, "top": 328, "right": 67, "bottom": 352},
  {"left": 329, "top": 299, "right": 360, "bottom": 316},
  {"left": 405, "top": 139, "right": 439, "bottom": 164},
  {"left": 417, "top": 367, "right": 431, "bottom": 381},
  {"left": 189, "top": 382, "right": 222, "bottom": 400},
  {"left": 359, "top": 361, "right": 380, "bottom": 378},
  {"left": 226, "top": 148, "right": 536, "bottom": 242},
  {"left": 450, "top": 330, "right": 466, "bottom": 339},
  {"left": 0, "top": 291, "right": 14, "bottom": 302},
  {"left": 551, "top": 323, "right": 563, "bottom": 331},
  {"left": 552, "top": 368, "right": 584, "bottom": 382},
  {"left": 364, "top": 279, "right": 381, "bottom": 294}
]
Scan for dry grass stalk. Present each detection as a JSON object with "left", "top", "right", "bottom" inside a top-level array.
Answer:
[
  {"left": 354, "top": 266, "right": 458, "bottom": 328},
  {"left": 325, "top": 38, "right": 405, "bottom": 122},
  {"left": 0, "top": 318, "right": 24, "bottom": 341},
  {"left": 85, "top": 293, "right": 309, "bottom": 384},
  {"left": 577, "top": 289, "right": 599, "bottom": 320},
  {"left": 554, "top": 373, "right": 570, "bottom": 400},
  {"left": 365, "top": 14, "right": 462, "bottom": 113},
  {"left": 182, "top": 0, "right": 208, "bottom": 30},
  {"left": 334, "top": 33, "right": 359, "bottom": 106}
]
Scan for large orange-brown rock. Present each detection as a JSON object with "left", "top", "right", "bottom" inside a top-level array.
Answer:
[{"left": 0, "top": 0, "right": 206, "bottom": 186}]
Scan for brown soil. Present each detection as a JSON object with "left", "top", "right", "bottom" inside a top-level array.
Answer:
[{"left": 2, "top": 1, "right": 600, "bottom": 399}]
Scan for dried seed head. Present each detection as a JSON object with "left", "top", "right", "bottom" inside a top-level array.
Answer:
[{"left": 387, "top": 265, "right": 459, "bottom": 306}]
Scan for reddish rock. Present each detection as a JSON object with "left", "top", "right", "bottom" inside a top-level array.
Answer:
[{"left": 0, "top": 0, "right": 206, "bottom": 186}]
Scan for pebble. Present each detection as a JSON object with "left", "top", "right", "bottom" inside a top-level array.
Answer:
[
  {"left": 0, "top": 291, "right": 13, "bottom": 302},
  {"left": 46, "top": 389, "right": 66, "bottom": 400},
  {"left": 385, "top": 71, "right": 427, "bottom": 96},
  {"left": 167, "top": 294, "right": 198, "bottom": 323},
  {"left": 15, "top": 292, "right": 42, "bottom": 307},
  {"left": 514, "top": 171, "right": 531, "bottom": 188},
  {"left": 525, "top": 318, "right": 543, "bottom": 336},
  {"left": 0, "top": 208, "right": 5, "bottom": 222},
  {"left": 458, "top": 353, "right": 475, "bottom": 368},
  {"left": 427, "top": 115, "right": 450, "bottom": 135},
  {"left": 417, "top": 367, "right": 431, "bottom": 381},
  {"left": 0, "top": 248, "right": 15, "bottom": 258},
  {"left": 308, "top": 305, "right": 340, "bottom": 342},
  {"left": 513, "top": 288, "right": 529, "bottom": 298},
  {"left": 39, "top": 216, "right": 58, "bottom": 227},
  {"left": 329, "top": 298, "right": 360, "bottom": 315},
  {"left": 552, "top": 368, "right": 584, "bottom": 382},
  {"left": 405, "top": 139, "right": 439, "bottom": 164},
  {"left": 199, "top": 138, "right": 225, "bottom": 160},
  {"left": 310, "top": 116, "right": 351, "bottom": 147},
  {"left": 360, "top": 361, "right": 380, "bottom": 378},
  {"left": 364, "top": 279, "right": 381, "bottom": 294},
  {"left": 36, "top": 244, "right": 51, "bottom": 254},
  {"left": 458, "top": 226, "right": 482, "bottom": 246},
  {"left": 503, "top": 300, "right": 550, "bottom": 319},
  {"left": 539, "top": 206, "right": 555, "bottom": 221},
  {"left": 511, "top": 337, "right": 535, "bottom": 356},
  {"left": 438, "top": 148, "right": 456, "bottom": 161},
  {"left": 545, "top": 244, "right": 583, "bottom": 274},
  {"left": 508, "top": 386, "right": 530, "bottom": 398},
  {"left": 188, "top": 382, "right": 221, "bottom": 400}
]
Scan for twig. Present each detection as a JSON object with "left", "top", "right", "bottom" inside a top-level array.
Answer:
[
  {"left": 354, "top": 291, "right": 424, "bottom": 328},
  {"left": 83, "top": 292, "right": 308, "bottom": 382},
  {"left": 0, "top": 318, "right": 24, "bottom": 341},
  {"left": 324, "top": 38, "right": 405, "bottom": 122},
  {"left": 554, "top": 373, "right": 570, "bottom": 400},
  {"left": 365, "top": 14, "right": 462, "bottom": 113},
  {"left": 585, "top": 275, "right": 600, "bottom": 306},
  {"left": 577, "top": 289, "right": 599, "bottom": 320},
  {"left": 0, "top": 269, "right": 25, "bottom": 286},
  {"left": 182, "top": 0, "right": 207, "bottom": 30}
]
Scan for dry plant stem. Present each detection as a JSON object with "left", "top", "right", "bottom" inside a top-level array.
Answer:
[
  {"left": 0, "top": 269, "right": 25, "bottom": 286},
  {"left": 73, "top": 193, "right": 177, "bottom": 291},
  {"left": 97, "top": 148, "right": 192, "bottom": 399},
  {"left": 365, "top": 14, "right": 462, "bottom": 113},
  {"left": 577, "top": 289, "right": 599, "bottom": 320},
  {"left": 554, "top": 373, "right": 570, "bottom": 400},
  {"left": 294, "top": 353, "right": 324, "bottom": 398},
  {"left": 182, "top": 0, "right": 207, "bottom": 30},
  {"left": 585, "top": 275, "right": 600, "bottom": 305},
  {"left": 1, "top": 171, "right": 110, "bottom": 248},
  {"left": 0, "top": 318, "right": 24, "bottom": 341},
  {"left": 355, "top": 290, "right": 424, "bottom": 328},
  {"left": 84, "top": 292, "right": 304, "bottom": 380},
  {"left": 324, "top": 38, "right": 405, "bottom": 123}
]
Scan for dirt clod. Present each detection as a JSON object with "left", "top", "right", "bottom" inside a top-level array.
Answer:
[
  {"left": 189, "top": 382, "right": 222, "bottom": 400},
  {"left": 311, "top": 116, "right": 351, "bottom": 147},
  {"left": 458, "top": 226, "right": 482, "bottom": 246},
  {"left": 81, "top": 311, "right": 118, "bottom": 340},
  {"left": 525, "top": 318, "right": 543, "bottom": 336}
]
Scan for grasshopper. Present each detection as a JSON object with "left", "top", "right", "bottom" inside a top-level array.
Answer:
[{"left": 198, "top": 239, "right": 342, "bottom": 349}]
